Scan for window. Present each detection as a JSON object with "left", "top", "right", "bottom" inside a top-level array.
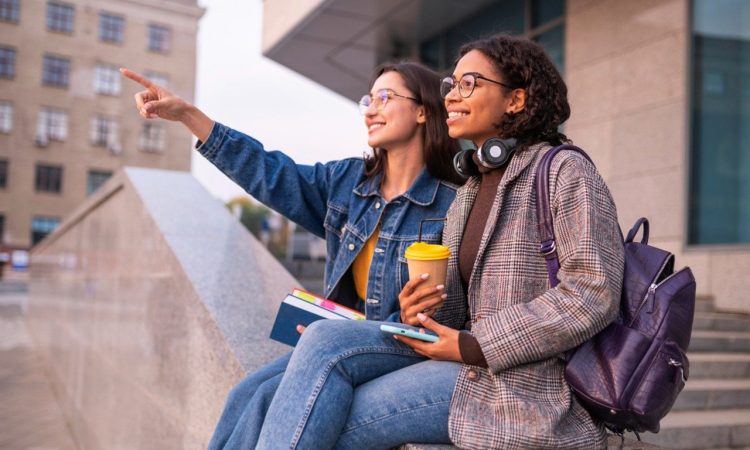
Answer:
[
  {"left": 87, "top": 170, "right": 112, "bottom": 195},
  {"left": 36, "top": 107, "right": 68, "bottom": 144},
  {"left": 689, "top": 1, "right": 750, "bottom": 244},
  {"left": 0, "top": 101, "right": 11, "bottom": 133},
  {"left": 42, "top": 55, "right": 70, "bottom": 87},
  {"left": 0, "top": 159, "right": 7, "bottom": 188},
  {"left": 35, "top": 164, "right": 63, "bottom": 193},
  {"left": 148, "top": 24, "right": 171, "bottom": 53},
  {"left": 0, "top": 46, "right": 16, "bottom": 79},
  {"left": 419, "top": 0, "right": 564, "bottom": 73},
  {"left": 46, "top": 2, "right": 74, "bottom": 33},
  {"left": 31, "top": 216, "right": 60, "bottom": 245},
  {"left": 99, "top": 13, "right": 124, "bottom": 43},
  {"left": 145, "top": 71, "right": 169, "bottom": 88},
  {"left": 0, "top": 0, "right": 19, "bottom": 23},
  {"left": 140, "top": 122, "right": 165, "bottom": 152},
  {"left": 89, "top": 115, "right": 121, "bottom": 153},
  {"left": 94, "top": 64, "right": 121, "bottom": 95}
]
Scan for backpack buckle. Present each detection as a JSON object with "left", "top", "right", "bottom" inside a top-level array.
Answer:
[{"left": 540, "top": 240, "right": 556, "bottom": 256}]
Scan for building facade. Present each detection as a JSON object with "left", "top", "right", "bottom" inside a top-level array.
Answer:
[
  {"left": 0, "top": 0, "right": 203, "bottom": 252},
  {"left": 262, "top": 0, "right": 750, "bottom": 313}
]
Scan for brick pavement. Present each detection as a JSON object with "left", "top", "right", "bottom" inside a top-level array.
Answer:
[{"left": 0, "top": 291, "right": 78, "bottom": 450}]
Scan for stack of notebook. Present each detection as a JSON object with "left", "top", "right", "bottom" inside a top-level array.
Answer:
[{"left": 269, "top": 288, "right": 366, "bottom": 346}]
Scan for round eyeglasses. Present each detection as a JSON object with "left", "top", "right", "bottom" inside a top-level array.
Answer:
[
  {"left": 359, "top": 89, "right": 418, "bottom": 115},
  {"left": 440, "top": 72, "right": 516, "bottom": 98}
]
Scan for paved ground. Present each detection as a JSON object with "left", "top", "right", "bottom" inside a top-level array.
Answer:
[{"left": 0, "top": 284, "right": 78, "bottom": 450}]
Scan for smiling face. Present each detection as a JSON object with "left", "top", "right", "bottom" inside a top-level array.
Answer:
[
  {"left": 444, "top": 49, "right": 517, "bottom": 148},
  {"left": 364, "top": 71, "right": 425, "bottom": 150}
]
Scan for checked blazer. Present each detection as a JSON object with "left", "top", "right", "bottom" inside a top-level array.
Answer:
[{"left": 433, "top": 142, "right": 625, "bottom": 449}]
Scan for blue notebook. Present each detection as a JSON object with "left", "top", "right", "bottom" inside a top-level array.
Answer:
[{"left": 270, "top": 294, "right": 360, "bottom": 347}]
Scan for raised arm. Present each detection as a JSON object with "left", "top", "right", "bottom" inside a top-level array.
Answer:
[
  {"left": 121, "top": 68, "right": 214, "bottom": 142},
  {"left": 121, "top": 68, "right": 339, "bottom": 237}
]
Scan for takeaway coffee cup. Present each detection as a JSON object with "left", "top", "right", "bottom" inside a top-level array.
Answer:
[{"left": 404, "top": 242, "right": 450, "bottom": 305}]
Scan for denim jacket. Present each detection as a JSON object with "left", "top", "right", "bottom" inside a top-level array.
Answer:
[{"left": 197, "top": 122, "right": 458, "bottom": 321}]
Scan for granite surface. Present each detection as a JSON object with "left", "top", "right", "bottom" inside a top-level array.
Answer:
[{"left": 28, "top": 167, "right": 296, "bottom": 449}]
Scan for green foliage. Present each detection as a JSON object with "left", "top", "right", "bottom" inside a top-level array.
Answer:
[{"left": 226, "top": 196, "right": 286, "bottom": 259}]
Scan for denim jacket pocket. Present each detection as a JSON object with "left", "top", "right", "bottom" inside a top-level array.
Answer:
[{"left": 323, "top": 203, "right": 348, "bottom": 238}]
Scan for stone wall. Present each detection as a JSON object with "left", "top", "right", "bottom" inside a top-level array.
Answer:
[{"left": 28, "top": 167, "right": 294, "bottom": 449}]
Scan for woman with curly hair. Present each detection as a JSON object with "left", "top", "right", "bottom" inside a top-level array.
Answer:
[{"left": 252, "top": 33, "right": 624, "bottom": 450}]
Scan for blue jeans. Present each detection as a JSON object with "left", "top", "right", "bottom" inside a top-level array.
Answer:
[
  {"left": 207, "top": 352, "right": 292, "bottom": 450},
  {"left": 255, "top": 320, "right": 461, "bottom": 450}
]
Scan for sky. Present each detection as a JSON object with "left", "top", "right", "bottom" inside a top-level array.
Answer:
[{"left": 191, "top": 0, "right": 367, "bottom": 202}]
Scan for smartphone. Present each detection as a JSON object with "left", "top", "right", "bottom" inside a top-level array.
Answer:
[{"left": 380, "top": 324, "right": 439, "bottom": 343}]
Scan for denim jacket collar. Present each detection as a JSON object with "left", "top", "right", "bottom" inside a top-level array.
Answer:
[{"left": 353, "top": 168, "right": 440, "bottom": 206}]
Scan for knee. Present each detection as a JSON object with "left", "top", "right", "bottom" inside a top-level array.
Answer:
[{"left": 294, "top": 320, "right": 375, "bottom": 360}]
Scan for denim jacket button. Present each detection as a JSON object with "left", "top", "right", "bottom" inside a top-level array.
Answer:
[
  {"left": 341, "top": 226, "right": 346, "bottom": 234},
  {"left": 348, "top": 243, "right": 355, "bottom": 251},
  {"left": 467, "top": 369, "right": 479, "bottom": 381},
  {"left": 375, "top": 202, "right": 381, "bottom": 209}
]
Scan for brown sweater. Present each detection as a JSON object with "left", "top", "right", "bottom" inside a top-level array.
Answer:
[{"left": 457, "top": 160, "right": 506, "bottom": 367}]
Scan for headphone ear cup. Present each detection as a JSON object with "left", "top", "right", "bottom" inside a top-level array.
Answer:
[
  {"left": 453, "top": 150, "right": 479, "bottom": 178},
  {"left": 476, "top": 137, "right": 517, "bottom": 169}
]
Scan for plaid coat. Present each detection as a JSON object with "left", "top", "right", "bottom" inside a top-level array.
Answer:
[{"left": 433, "top": 143, "right": 625, "bottom": 449}]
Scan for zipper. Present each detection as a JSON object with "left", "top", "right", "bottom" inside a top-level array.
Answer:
[
  {"left": 627, "top": 257, "right": 675, "bottom": 326},
  {"left": 646, "top": 283, "right": 657, "bottom": 313}
]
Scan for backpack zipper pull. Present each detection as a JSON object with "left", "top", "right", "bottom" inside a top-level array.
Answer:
[{"left": 646, "top": 283, "right": 657, "bottom": 313}]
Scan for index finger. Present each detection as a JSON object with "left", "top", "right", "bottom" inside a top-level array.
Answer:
[
  {"left": 402, "top": 274, "right": 431, "bottom": 295},
  {"left": 394, "top": 334, "right": 433, "bottom": 353},
  {"left": 120, "top": 68, "right": 154, "bottom": 89}
]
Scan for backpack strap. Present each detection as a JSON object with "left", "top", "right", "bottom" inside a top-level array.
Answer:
[
  {"left": 625, "top": 217, "right": 649, "bottom": 244},
  {"left": 535, "top": 144, "right": 594, "bottom": 288}
]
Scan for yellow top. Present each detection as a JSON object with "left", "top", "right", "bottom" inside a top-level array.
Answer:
[
  {"left": 352, "top": 225, "right": 380, "bottom": 301},
  {"left": 404, "top": 241, "right": 451, "bottom": 260}
]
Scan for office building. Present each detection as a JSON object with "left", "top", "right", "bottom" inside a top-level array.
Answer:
[{"left": 0, "top": 0, "right": 204, "bottom": 253}]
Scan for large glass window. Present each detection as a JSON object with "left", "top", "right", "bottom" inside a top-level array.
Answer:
[
  {"left": 35, "top": 164, "right": 63, "bottom": 193},
  {"left": 99, "top": 13, "right": 124, "bottom": 43},
  {"left": 31, "top": 216, "right": 60, "bottom": 245},
  {"left": 42, "top": 54, "right": 70, "bottom": 87},
  {"left": 140, "top": 122, "right": 165, "bottom": 152},
  {"left": 0, "top": 0, "right": 19, "bottom": 23},
  {"left": 89, "top": 114, "right": 121, "bottom": 154},
  {"left": 0, "top": 159, "right": 7, "bottom": 188},
  {"left": 690, "top": 0, "right": 750, "bottom": 244},
  {"left": 94, "top": 64, "right": 121, "bottom": 95},
  {"left": 145, "top": 71, "right": 169, "bottom": 89},
  {"left": 87, "top": 170, "right": 112, "bottom": 195},
  {"left": 0, "top": 46, "right": 16, "bottom": 79},
  {"left": 148, "top": 24, "right": 171, "bottom": 53},
  {"left": 46, "top": 2, "right": 74, "bottom": 33},
  {"left": 0, "top": 100, "right": 11, "bottom": 133},
  {"left": 419, "top": 0, "right": 564, "bottom": 74},
  {"left": 36, "top": 107, "right": 67, "bottom": 144}
]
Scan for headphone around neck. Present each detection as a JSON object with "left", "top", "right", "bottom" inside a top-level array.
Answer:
[{"left": 453, "top": 137, "right": 517, "bottom": 178}]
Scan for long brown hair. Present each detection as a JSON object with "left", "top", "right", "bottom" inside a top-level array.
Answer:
[
  {"left": 363, "top": 61, "right": 464, "bottom": 185},
  {"left": 458, "top": 34, "right": 570, "bottom": 147}
]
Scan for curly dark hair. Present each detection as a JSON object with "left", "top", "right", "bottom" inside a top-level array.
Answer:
[
  {"left": 458, "top": 33, "right": 570, "bottom": 147},
  {"left": 364, "top": 61, "right": 464, "bottom": 185}
]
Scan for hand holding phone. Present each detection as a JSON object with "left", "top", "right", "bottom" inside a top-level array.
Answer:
[{"left": 380, "top": 324, "right": 439, "bottom": 343}]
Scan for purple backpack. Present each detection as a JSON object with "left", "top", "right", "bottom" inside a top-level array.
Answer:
[{"left": 535, "top": 144, "right": 696, "bottom": 435}]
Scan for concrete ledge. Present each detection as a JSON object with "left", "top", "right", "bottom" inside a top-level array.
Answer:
[{"left": 28, "top": 168, "right": 295, "bottom": 449}]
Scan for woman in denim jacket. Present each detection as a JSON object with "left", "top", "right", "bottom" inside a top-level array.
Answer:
[
  {"left": 122, "top": 61, "right": 461, "bottom": 449},
  {"left": 250, "top": 35, "right": 624, "bottom": 449}
]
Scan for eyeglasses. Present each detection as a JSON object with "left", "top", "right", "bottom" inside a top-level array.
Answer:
[
  {"left": 359, "top": 89, "right": 418, "bottom": 115},
  {"left": 440, "top": 72, "right": 516, "bottom": 98}
]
